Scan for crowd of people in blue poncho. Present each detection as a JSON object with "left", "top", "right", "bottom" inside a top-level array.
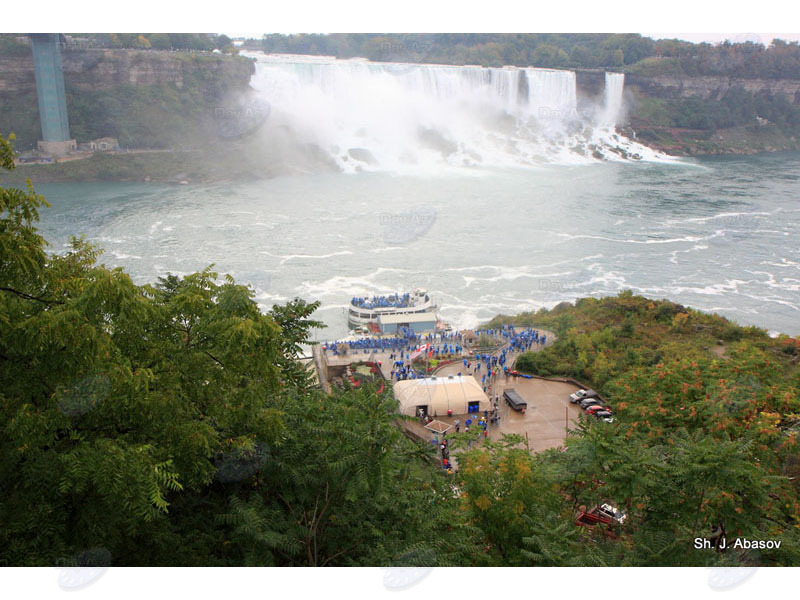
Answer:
[
  {"left": 322, "top": 324, "right": 549, "bottom": 386},
  {"left": 322, "top": 334, "right": 415, "bottom": 357},
  {"left": 322, "top": 328, "right": 467, "bottom": 358},
  {"left": 392, "top": 361, "right": 425, "bottom": 381},
  {"left": 351, "top": 293, "right": 412, "bottom": 310}
]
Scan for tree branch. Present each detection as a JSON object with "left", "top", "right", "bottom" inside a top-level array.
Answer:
[
  {"left": 203, "top": 350, "right": 225, "bottom": 368},
  {"left": 0, "top": 286, "right": 63, "bottom": 305}
]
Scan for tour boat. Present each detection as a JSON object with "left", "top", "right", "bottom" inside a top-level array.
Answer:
[{"left": 347, "top": 288, "right": 438, "bottom": 329}]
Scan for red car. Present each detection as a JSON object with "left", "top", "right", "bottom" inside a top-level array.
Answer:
[{"left": 585, "top": 405, "right": 612, "bottom": 415}]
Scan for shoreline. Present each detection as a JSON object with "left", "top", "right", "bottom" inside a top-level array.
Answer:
[
  {"left": 6, "top": 144, "right": 800, "bottom": 185},
  {"left": 2, "top": 149, "right": 282, "bottom": 185}
]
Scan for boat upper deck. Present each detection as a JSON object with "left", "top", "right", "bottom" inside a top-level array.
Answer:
[{"left": 349, "top": 289, "right": 432, "bottom": 313}]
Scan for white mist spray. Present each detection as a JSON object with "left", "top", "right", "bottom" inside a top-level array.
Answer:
[{"left": 246, "top": 54, "right": 670, "bottom": 171}]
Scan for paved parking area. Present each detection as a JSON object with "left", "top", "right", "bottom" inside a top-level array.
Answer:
[
  {"left": 493, "top": 376, "right": 585, "bottom": 452},
  {"left": 324, "top": 331, "right": 584, "bottom": 453},
  {"left": 413, "top": 350, "right": 585, "bottom": 453}
]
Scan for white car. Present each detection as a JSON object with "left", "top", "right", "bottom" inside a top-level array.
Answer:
[
  {"left": 598, "top": 503, "right": 627, "bottom": 524},
  {"left": 569, "top": 389, "right": 598, "bottom": 403}
]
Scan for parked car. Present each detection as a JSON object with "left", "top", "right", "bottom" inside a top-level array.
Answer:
[
  {"left": 598, "top": 503, "right": 627, "bottom": 524},
  {"left": 569, "top": 389, "right": 598, "bottom": 403},
  {"left": 585, "top": 405, "right": 612, "bottom": 415},
  {"left": 579, "top": 398, "right": 603, "bottom": 409},
  {"left": 593, "top": 410, "right": 615, "bottom": 423}
]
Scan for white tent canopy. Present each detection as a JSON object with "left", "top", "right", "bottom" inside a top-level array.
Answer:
[{"left": 394, "top": 376, "right": 491, "bottom": 417}]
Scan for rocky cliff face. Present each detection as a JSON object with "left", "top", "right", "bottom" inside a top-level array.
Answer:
[
  {"left": 0, "top": 56, "right": 35, "bottom": 93},
  {"left": 0, "top": 48, "right": 257, "bottom": 150},
  {"left": 625, "top": 73, "right": 800, "bottom": 103},
  {"left": 0, "top": 49, "right": 254, "bottom": 94},
  {"left": 576, "top": 68, "right": 800, "bottom": 156},
  {"left": 575, "top": 68, "right": 800, "bottom": 106},
  {"left": 575, "top": 69, "right": 606, "bottom": 99}
]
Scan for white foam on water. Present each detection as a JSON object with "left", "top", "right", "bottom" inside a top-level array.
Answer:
[
  {"left": 370, "top": 246, "right": 406, "bottom": 253},
  {"left": 740, "top": 292, "right": 800, "bottom": 311},
  {"left": 629, "top": 278, "right": 770, "bottom": 298},
  {"left": 277, "top": 250, "right": 353, "bottom": 265},
  {"left": 668, "top": 244, "right": 709, "bottom": 264},
  {"left": 760, "top": 258, "right": 800, "bottom": 269},
  {"left": 575, "top": 270, "right": 629, "bottom": 289},
  {"left": 253, "top": 290, "right": 290, "bottom": 304},
  {"left": 744, "top": 270, "right": 800, "bottom": 292},
  {"left": 294, "top": 268, "right": 413, "bottom": 299},
  {"left": 110, "top": 251, "right": 142, "bottom": 260},
  {"left": 556, "top": 232, "right": 722, "bottom": 245},
  {"left": 696, "top": 305, "right": 759, "bottom": 315},
  {"left": 664, "top": 211, "right": 774, "bottom": 226}
]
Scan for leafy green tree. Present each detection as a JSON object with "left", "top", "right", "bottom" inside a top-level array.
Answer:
[
  {"left": 458, "top": 436, "right": 571, "bottom": 565},
  {"left": 1, "top": 134, "right": 292, "bottom": 565},
  {"left": 148, "top": 33, "right": 171, "bottom": 50},
  {"left": 0, "top": 133, "right": 482, "bottom": 566},
  {"left": 219, "top": 385, "right": 482, "bottom": 566}
]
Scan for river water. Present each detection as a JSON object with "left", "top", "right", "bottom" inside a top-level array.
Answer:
[{"left": 33, "top": 151, "right": 800, "bottom": 340}]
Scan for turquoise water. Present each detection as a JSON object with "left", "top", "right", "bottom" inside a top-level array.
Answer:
[{"left": 32, "top": 152, "right": 800, "bottom": 339}]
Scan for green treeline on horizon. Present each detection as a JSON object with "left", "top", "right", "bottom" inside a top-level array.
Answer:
[
  {"left": 6, "top": 32, "right": 800, "bottom": 77},
  {"left": 0, "top": 33, "right": 236, "bottom": 54},
  {"left": 253, "top": 33, "right": 800, "bottom": 78},
  {"left": 2, "top": 133, "right": 800, "bottom": 566}
]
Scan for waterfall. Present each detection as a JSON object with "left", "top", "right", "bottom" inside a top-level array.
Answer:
[
  {"left": 245, "top": 53, "right": 667, "bottom": 170},
  {"left": 601, "top": 72, "right": 625, "bottom": 128},
  {"left": 524, "top": 68, "right": 577, "bottom": 119},
  {"left": 255, "top": 59, "right": 537, "bottom": 113}
]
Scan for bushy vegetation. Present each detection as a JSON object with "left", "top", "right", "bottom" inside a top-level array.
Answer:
[
  {"left": 629, "top": 87, "right": 800, "bottom": 136},
  {"left": 0, "top": 134, "right": 478, "bottom": 566},
  {"left": 0, "top": 81, "right": 214, "bottom": 151},
  {"left": 486, "top": 292, "right": 800, "bottom": 564},
  {"left": 0, "top": 35, "right": 30, "bottom": 57},
  {"left": 0, "top": 33, "right": 237, "bottom": 58},
  {"left": 103, "top": 33, "right": 235, "bottom": 53},
  {"left": 0, "top": 33, "right": 236, "bottom": 54},
  {"left": 257, "top": 33, "right": 656, "bottom": 69},
  {"left": 634, "top": 39, "right": 800, "bottom": 79},
  {"left": 3, "top": 135, "right": 800, "bottom": 566},
  {"left": 254, "top": 33, "right": 800, "bottom": 79}
]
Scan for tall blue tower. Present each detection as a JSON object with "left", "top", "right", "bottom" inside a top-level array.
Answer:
[{"left": 29, "top": 34, "right": 76, "bottom": 155}]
